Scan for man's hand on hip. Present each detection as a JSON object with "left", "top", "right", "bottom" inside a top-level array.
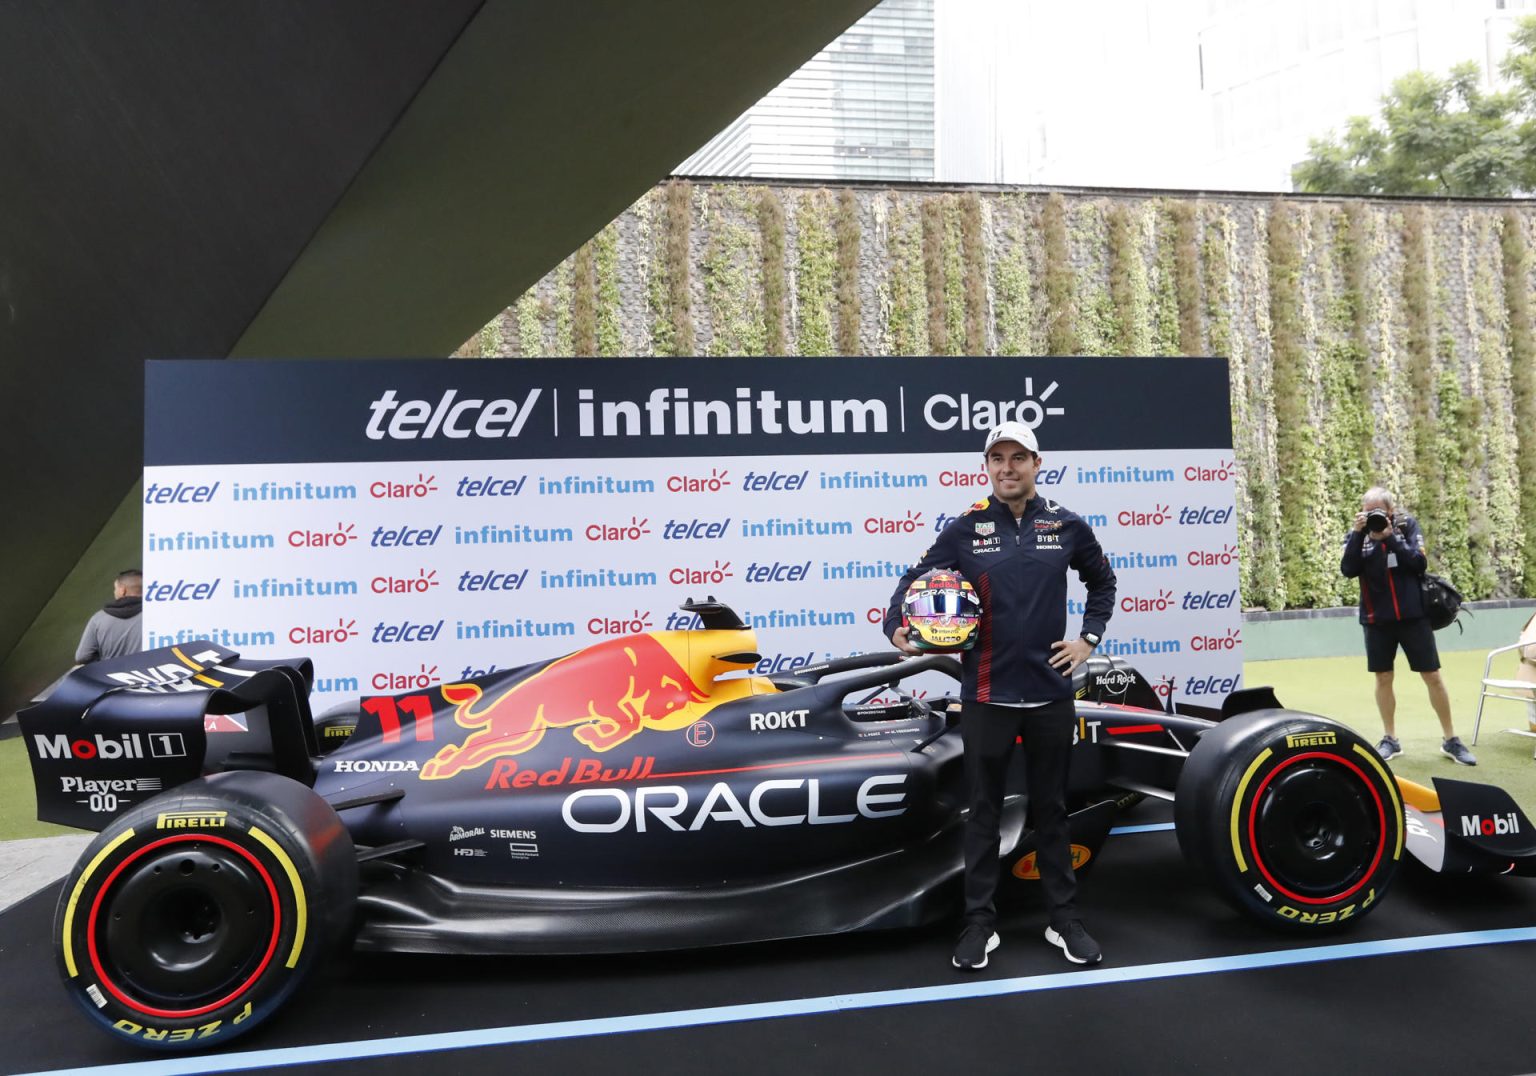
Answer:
[{"left": 1049, "top": 637, "right": 1094, "bottom": 674}]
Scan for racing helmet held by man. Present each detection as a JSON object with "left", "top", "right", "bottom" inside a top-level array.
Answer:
[{"left": 902, "top": 569, "right": 982, "bottom": 652}]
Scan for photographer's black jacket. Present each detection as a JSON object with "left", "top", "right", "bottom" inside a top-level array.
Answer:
[
  {"left": 884, "top": 494, "right": 1116, "bottom": 703},
  {"left": 1340, "top": 514, "right": 1428, "bottom": 624}
]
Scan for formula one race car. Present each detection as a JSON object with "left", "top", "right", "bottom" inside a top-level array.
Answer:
[{"left": 20, "top": 599, "right": 1536, "bottom": 1051}]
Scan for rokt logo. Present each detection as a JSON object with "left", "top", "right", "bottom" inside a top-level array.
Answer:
[
  {"left": 370, "top": 474, "right": 439, "bottom": 499},
  {"left": 667, "top": 468, "right": 731, "bottom": 493}
]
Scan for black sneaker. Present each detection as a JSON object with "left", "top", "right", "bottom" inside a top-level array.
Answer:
[
  {"left": 1376, "top": 735, "right": 1402, "bottom": 761},
  {"left": 1045, "top": 920, "right": 1103, "bottom": 965},
  {"left": 952, "top": 923, "right": 999, "bottom": 971},
  {"left": 1441, "top": 736, "right": 1477, "bottom": 766}
]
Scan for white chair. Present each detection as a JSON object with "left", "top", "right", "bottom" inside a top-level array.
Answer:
[{"left": 1470, "top": 642, "right": 1536, "bottom": 751}]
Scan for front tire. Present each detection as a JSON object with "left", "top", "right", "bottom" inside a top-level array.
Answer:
[
  {"left": 1175, "top": 711, "right": 1403, "bottom": 930},
  {"left": 54, "top": 771, "right": 355, "bottom": 1050}
]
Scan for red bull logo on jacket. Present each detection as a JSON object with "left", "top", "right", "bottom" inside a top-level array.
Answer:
[{"left": 421, "top": 634, "right": 712, "bottom": 780}]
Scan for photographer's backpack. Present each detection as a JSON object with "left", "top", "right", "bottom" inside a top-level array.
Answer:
[{"left": 1421, "top": 573, "right": 1468, "bottom": 632}]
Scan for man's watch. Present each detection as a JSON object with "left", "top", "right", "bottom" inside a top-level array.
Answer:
[{"left": 1080, "top": 632, "right": 1101, "bottom": 648}]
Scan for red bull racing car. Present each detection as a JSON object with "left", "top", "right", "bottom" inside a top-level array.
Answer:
[{"left": 20, "top": 599, "right": 1536, "bottom": 1051}]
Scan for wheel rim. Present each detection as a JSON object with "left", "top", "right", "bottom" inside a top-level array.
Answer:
[
  {"left": 89, "top": 834, "right": 282, "bottom": 1019},
  {"left": 1249, "top": 754, "right": 1385, "bottom": 904}
]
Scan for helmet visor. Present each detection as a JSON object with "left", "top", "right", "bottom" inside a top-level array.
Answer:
[{"left": 905, "top": 589, "right": 973, "bottom": 618}]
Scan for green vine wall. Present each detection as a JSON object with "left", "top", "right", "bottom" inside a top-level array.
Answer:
[{"left": 469, "top": 180, "right": 1536, "bottom": 606}]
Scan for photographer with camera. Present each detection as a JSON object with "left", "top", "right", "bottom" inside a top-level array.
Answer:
[{"left": 1341, "top": 487, "right": 1475, "bottom": 765}]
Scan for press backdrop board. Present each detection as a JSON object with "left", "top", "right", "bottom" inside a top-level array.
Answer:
[{"left": 143, "top": 356, "right": 1241, "bottom": 712}]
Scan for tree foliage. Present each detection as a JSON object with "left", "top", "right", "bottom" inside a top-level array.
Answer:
[{"left": 1294, "top": 17, "right": 1536, "bottom": 197}]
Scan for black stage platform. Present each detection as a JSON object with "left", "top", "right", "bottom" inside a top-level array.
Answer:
[{"left": 7, "top": 803, "right": 1535, "bottom": 1075}]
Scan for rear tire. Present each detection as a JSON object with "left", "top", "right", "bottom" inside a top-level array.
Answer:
[
  {"left": 54, "top": 771, "right": 355, "bottom": 1050},
  {"left": 1175, "top": 711, "right": 1403, "bottom": 930}
]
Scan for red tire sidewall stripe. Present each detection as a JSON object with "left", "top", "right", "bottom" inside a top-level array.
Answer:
[
  {"left": 1245, "top": 751, "right": 1386, "bottom": 906},
  {"left": 86, "top": 833, "right": 283, "bottom": 1020}
]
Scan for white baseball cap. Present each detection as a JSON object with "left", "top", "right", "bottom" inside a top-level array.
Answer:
[{"left": 982, "top": 420, "right": 1040, "bottom": 455}]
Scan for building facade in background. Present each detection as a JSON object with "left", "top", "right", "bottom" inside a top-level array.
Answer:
[
  {"left": 680, "top": 0, "right": 1534, "bottom": 192},
  {"left": 677, "top": 0, "right": 935, "bottom": 181}
]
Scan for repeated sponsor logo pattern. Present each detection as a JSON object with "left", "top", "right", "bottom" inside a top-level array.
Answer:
[{"left": 146, "top": 448, "right": 1238, "bottom": 710}]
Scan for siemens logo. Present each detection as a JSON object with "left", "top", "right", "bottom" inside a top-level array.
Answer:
[
  {"left": 232, "top": 577, "right": 357, "bottom": 599},
  {"left": 1077, "top": 466, "right": 1176, "bottom": 484},
  {"left": 538, "top": 475, "right": 656, "bottom": 495},
  {"left": 365, "top": 388, "right": 541, "bottom": 440},
  {"left": 455, "top": 524, "right": 574, "bottom": 544},
  {"left": 233, "top": 481, "right": 357, "bottom": 501}
]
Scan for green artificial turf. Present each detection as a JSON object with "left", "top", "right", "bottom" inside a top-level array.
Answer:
[
  {"left": 2, "top": 648, "right": 1533, "bottom": 841},
  {"left": 1247, "top": 648, "right": 1536, "bottom": 812}
]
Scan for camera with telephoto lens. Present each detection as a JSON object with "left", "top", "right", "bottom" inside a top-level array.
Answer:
[{"left": 1366, "top": 509, "right": 1390, "bottom": 533}]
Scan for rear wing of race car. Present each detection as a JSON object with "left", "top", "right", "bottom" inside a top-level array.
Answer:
[{"left": 19, "top": 642, "right": 319, "bottom": 830}]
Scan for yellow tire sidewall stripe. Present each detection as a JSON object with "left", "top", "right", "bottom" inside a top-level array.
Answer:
[
  {"left": 1228, "top": 747, "right": 1273, "bottom": 873},
  {"left": 1352, "top": 743, "right": 1405, "bottom": 860},
  {"left": 62, "top": 828, "right": 138, "bottom": 978},
  {"left": 250, "top": 826, "right": 307, "bottom": 968}
]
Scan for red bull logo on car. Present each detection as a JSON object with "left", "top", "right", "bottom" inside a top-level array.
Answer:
[{"left": 421, "top": 634, "right": 712, "bottom": 780}]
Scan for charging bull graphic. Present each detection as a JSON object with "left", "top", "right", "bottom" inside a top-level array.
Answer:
[{"left": 421, "top": 635, "right": 711, "bottom": 780}]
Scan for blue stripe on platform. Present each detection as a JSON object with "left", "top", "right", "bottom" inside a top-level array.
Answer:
[{"left": 25, "top": 927, "right": 1536, "bottom": 1076}]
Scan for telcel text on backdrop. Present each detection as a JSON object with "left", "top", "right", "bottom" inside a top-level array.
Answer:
[{"left": 142, "top": 357, "right": 1240, "bottom": 713}]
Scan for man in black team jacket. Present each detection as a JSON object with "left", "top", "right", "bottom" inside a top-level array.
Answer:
[
  {"left": 1340, "top": 486, "right": 1475, "bottom": 765},
  {"left": 885, "top": 421, "right": 1116, "bottom": 971}
]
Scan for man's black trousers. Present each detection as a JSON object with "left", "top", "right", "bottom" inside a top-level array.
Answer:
[{"left": 961, "top": 697, "right": 1077, "bottom": 930}]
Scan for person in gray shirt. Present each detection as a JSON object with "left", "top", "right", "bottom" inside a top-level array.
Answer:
[{"left": 76, "top": 569, "right": 144, "bottom": 663}]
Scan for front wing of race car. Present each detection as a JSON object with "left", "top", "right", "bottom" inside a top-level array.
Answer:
[{"left": 1399, "top": 775, "right": 1536, "bottom": 876}]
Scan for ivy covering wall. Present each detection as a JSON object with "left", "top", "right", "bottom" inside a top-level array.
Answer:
[{"left": 464, "top": 180, "right": 1536, "bottom": 608}]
